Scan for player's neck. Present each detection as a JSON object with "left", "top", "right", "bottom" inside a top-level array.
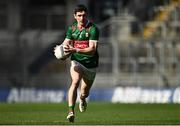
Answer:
[{"left": 77, "top": 19, "right": 89, "bottom": 30}]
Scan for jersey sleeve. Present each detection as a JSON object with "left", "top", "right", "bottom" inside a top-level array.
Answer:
[
  {"left": 89, "top": 26, "right": 99, "bottom": 41},
  {"left": 65, "top": 26, "right": 73, "bottom": 39}
]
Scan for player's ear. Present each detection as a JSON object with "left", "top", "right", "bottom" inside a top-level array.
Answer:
[{"left": 74, "top": 14, "right": 76, "bottom": 19}]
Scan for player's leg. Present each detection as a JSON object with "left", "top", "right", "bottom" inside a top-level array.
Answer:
[
  {"left": 80, "top": 78, "right": 93, "bottom": 100},
  {"left": 79, "top": 78, "right": 93, "bottom": 112},
  {"left": 67, "top": 61, "right": 82, "bottom": 122},
  {"left": 79, "top": 68, "right": 96, "bottom": 112}
]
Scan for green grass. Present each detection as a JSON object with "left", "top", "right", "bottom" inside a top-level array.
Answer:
[{"left": 0, "top": 102, "right": 180, "bottom": 125}]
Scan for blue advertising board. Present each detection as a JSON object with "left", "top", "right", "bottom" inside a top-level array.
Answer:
[{"left": 0, "top": 87, "right": 180, "bottom": 103}]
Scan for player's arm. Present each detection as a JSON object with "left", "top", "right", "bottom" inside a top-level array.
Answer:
[
  {"left": 62, "top": 38, "right": 72, "bottom": 45},
  {"left": 65, "top": 40, "right": 98, "bottom": 55},
  {"left": 62, "top": 26, "right": 74, "bottom": 51},
  {"left": 61, "top": 38, "right": 74, "bottom": 53},
  {"left": 77, "top": 26, "right": 99, "bottom": 55},
  {"left": 76, "top": 40, "right": 98, "bottom": 55}
]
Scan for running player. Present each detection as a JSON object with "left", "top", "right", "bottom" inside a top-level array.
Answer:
[{"left": 54, "top": 4, "right": 99, "bottom": 122}]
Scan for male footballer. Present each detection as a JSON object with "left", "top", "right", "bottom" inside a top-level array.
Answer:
[{"left": 54, "top": 4, "right": 99, "bottom": 122}]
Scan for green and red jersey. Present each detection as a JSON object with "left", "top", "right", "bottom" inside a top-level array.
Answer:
[{"left": 65, "top": 21, "right": 99, "bottom": 68}]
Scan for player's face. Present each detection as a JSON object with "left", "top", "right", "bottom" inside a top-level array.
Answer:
[{"left": 74, "top": 11, "right": 87, "bottom": 26}]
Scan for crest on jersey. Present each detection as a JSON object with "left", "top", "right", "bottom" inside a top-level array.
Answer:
[{"left": 85, "top": 32, "right": 89, "bottom": 37}]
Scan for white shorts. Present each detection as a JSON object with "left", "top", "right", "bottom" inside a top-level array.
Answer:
[{"left": 71, "top": 60, "right": 96, "bottom": 81}]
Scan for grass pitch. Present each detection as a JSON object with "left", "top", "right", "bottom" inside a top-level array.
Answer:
[{"left": 0, "top": 102, "right": 180, "bottom": 125}]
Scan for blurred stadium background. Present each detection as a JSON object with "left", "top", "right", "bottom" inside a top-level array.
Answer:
[{"left": 0, "top": 0, "right": 180, "bottom": 103}]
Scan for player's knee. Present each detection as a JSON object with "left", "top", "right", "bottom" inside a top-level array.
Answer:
[{"left": 71, "top": 82, "right": 79, "bottom": 89}]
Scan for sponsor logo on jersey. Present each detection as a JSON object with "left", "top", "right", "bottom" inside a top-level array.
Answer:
[{"left": 74, "top": 40, "right": 89, "bottom": 49}]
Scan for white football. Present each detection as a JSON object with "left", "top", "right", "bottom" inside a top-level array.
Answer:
[{"left": 54, "top": 44, "right": 71, "bottom": 60}]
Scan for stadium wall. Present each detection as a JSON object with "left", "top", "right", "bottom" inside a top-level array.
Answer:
[{"left": 0, "top": 87, "right": 180, "bottom": 103}]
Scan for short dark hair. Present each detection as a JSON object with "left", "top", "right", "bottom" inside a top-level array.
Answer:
[{"left": 74, "top": 4, "right": 88, "bottom": 14}]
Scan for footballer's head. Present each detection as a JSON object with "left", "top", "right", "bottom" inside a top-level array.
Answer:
[
  {"left": 74, "top": 4, "right": 88, "bottom": 15},
  {"left": 74, "top": 4, "right": 88, "bottom": 26}
]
